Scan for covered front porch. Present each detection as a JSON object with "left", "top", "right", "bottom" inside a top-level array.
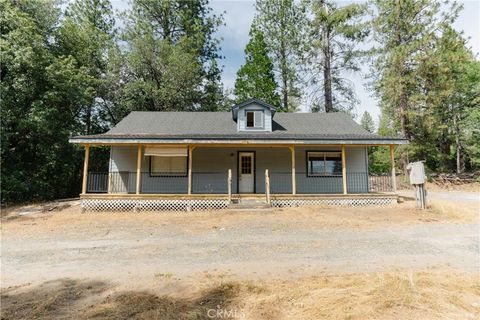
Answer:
[{"left": 81, "top": 144, "right": 398, "bottom": 199}]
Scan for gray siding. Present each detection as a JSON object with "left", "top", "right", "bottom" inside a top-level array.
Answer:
[
  {"left": 294, "top": 146, "right": 368, "bottom": 194},
  {"left": 237, "top": 103, "right": 272, "bottom": 132},
  {"left": 108, "top": 145, "right": 368, "bottom": 194},
  {"left": 294, "top": 147, "right": 342, "bottom": 194},
  {"left": 345, "top": 147, "right": 368, "bottom": 193},
  {"left": 110, "top": 146, "right": 187, "bottom": 193}
]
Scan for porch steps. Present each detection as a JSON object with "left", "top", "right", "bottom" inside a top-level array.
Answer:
[{"left": 228, "top": 198, "right": 271, "bottom": 210}]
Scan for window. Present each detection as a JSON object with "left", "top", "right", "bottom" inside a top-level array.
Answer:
[
  {"left": 245, "top": 110, "right": 264, "bottom": 128},
  {"left": 150, "top": 156, "right": 187, "bottom": 176},
  {"left": 307, "top": 152, "right": 342, "bottom": 176},
  {"left": 240, "top": 155, "right": 252, "bottom": 174}
]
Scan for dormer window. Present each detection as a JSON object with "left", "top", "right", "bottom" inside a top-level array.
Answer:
[
  {"left": 232, "top": 99, "right": 275, "bottom": 132},
  {"left": 246, "top": 110, "right": 264, "bottom": 129}
]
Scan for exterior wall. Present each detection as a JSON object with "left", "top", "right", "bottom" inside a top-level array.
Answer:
[
  {"left": 294, "top": 146, "right": 368, "bottom": 194},
  {"left": 191, "top": 147, "right": 291, "bottom": 193},
  {"left": 108, "top": 145, "right": 368, "bottom": 194},
  {"left": 237, "top": 103, "right": 273, "bottom": 132},
  {"left": 294, "top": 146, "right": 342, "bottom": 194},
  {"left": 345, "top": 146, "right": 369, "bottom": 193},
  {"left": 109, "top": 146, "right": 187, "bottom": 194}
]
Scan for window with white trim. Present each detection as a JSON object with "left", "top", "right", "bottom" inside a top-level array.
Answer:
[
  {"left": 150, "top": 156, "right": 187, "bottom": 176},
  {"left": 307, "top": 152, "right": 342, "bottom": 176},
  {"left": 246, "top": 110, "right": 264, "bottom": 128}
]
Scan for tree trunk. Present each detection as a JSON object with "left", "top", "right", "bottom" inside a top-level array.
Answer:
[
  {"left": 280, "top": 36, "right": 288, "bottom": 112},
  {"left": 399, "top": 90, "right": 410, "bottom": 140},
  {"left": 322, "top": 3, "right": 333, "bottom": 113},
  {"left": 323, "top": 47, "right": 332, "bottom": 112}
]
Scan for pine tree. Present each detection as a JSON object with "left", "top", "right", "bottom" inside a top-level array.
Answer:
[
  {"left": 234, "top": 26, "right": 280, "bottom": 107},
  {"left": 254, "top": 0, "right": 306, "bottom": 112},
  {"left": 306, "top": 0, "right": 368, "bottom": 113},
  {"left": 360, "top": 111, "right": 375, "bottom": 133},
  {"left": 118, "top": 0, "right": 224, "bottom": 112},
  {"left": 371, "top": 0, "right": 460, "bottom": 142},
  {"left": 421, "top": 26, "right": 479, "bottom": 172},
  {"left": 57, "top": 0, "right": 116, "bottom": 134}
]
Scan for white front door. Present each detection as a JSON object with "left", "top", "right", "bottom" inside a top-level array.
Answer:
[{"left": 239, "top": 152, "right": 254, "bottom": 193}]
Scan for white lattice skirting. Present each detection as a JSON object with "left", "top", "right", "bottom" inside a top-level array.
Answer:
[
  {"left": 81, "top": 199, "right": 230, "bottom": 212},
  {"left": 82, "top": 197, "right": 397, "bottom": 212},
  {"left": 271, "top": 197, "right": 397, "bottom": 208}
]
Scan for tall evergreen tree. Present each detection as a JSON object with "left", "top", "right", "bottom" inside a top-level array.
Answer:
[
  {"left": 360, "top": 111, "right": 375, "bottom": 133},
  {"left": 420, "top": 26, "right": 480, "bottom": 172},
  {"left": 57, "top": 0, "right": 116, "bottom": 134},
  {"left": 117, "top": 0, "right": 224, "bottom": 114},
  {"left": 1, "top": 0, "right": 94, "bottom": 203},
  {"left": 234, "top": 25, "right": 280, "bottom": 107},
  {"left": 254, "top": 0, "right": 306, "bottom": 112},
  {"left": 371, "top": 0, "right": 460, "bottom": 142},
  {"left": 306, "top": 0, "right": 368, "bottom": 113}
]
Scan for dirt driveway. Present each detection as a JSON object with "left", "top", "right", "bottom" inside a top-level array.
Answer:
[
  {"left": 2, "top": 198, "right": 478, "bottom": 290},
  {"left": 1, "top": 197, "right": 479, "bottom": 319}
]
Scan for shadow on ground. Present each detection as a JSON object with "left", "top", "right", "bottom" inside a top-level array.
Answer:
[{"left": 1, "top": 279, "right": 242, "bottom": 320}]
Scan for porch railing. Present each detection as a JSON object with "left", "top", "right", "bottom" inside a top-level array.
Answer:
[
  {"left": 86, "top": 170, "right": 395, "bottom": 195},
  {"left": 192, "top": 172, "right": 229, "bottom": 194},
  {"left": 87, "top": 172, "right": 108, "bottom": 193},
  {"left": 141, "top": 172, "right": 187, "bottom": 194},
  {"left": 296, "top": 172, "right": 343, "bottom": 194},
  {"left": 269, "top": 172, "right": 293, "bottom": 194}
]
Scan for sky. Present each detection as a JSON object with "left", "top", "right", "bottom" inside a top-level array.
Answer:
[{"left": 110, "top": 0, "right": 480, "bottom": 123}]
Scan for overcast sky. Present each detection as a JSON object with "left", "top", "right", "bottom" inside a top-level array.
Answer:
[{"left": 111, "top": 0, "right": 480, "bottom": 122}]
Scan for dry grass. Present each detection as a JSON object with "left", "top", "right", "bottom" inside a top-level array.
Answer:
[
  {"left": 428, "top": 199, "right": 479, "bottom": 222},
  {"left": 1, "top": 271, "right": 478, "bottom": 320},
  {"left": 2, "top": 197, "right": 477, "bottom": 237},
  {"left": 425, "top": 182, "right": 480, "bottom": 193}
]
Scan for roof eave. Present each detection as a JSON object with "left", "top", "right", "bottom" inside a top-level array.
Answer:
[{"left": 69, "top": 137, "right": 408, "bottom": 145}]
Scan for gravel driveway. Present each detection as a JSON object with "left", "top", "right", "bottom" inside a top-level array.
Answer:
[
  {"left": 2, "top": 211, "right": 478, "bottom": 288},
  {"left": 399, "top": 190, "right": 479, "bottom": 202}
]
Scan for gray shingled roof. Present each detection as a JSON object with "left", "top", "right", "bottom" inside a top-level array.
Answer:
[{"left": 70, "top": 111, "right": 407, "bottom": 143}]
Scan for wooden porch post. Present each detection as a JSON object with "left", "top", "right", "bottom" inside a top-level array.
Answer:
[
  {"left": 82, "top": 144, "right": 90, "bottom": 194},
  {"left": 188, "top": 145, "right": 194, "bottom": 195},
  {"left": 290, "top": 146, "right": 296, "bottom": 195},
  {"left": 390, "top": 145, "right": 397, "bottom": 192},
  {"left": 136, "top": 145, "right": 142, "bottom": 195},
  {"left": 342, "top": 145, "right": 347, "bottom": 194}
]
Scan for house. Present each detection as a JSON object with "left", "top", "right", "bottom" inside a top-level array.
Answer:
[{"left": 69, "top": 99, "right": 407, "bottom": 211}]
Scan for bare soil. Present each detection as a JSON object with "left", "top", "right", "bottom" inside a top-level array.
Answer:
[{"left": 1, "top": 196, "right": 479, "bottom": 319}]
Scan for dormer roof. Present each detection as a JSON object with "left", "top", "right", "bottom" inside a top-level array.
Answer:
[{"left": 231, "top": 98, "right": 277, "bottom": 121}]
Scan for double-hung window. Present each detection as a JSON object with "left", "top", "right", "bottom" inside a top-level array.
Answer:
[
  {"left": 307, "top": 152, "right": 342, "bottom": 176},
  {"left": 246, "top": 110, "right": 264, "bottom": 129}
]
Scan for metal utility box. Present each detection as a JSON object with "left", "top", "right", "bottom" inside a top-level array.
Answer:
[{"left": 407, "top": 161, "right": 426, "bottom": 185}]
